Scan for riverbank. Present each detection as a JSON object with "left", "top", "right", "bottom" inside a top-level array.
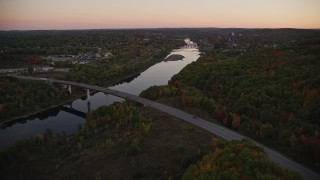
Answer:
[
  {"left": 0, "top": 72, "right": 139, "bottom": 128},
  {"left": 138, "top": 40, "right": 320, "bottom": 175},
  {"left": 0, "top": 101, "right": 214, "bottom": 179},
  {"left": 164, "top": 54, "right": 185, "bottom": 61},
  {"left": 0, "top": 97, "right": 77, "bottom": 128},
  {"left": 0, "top": 49, "right": 172, "bottom": 128},
  {"left": 0, "top": 46, "right": 200, "bottom": 149}
]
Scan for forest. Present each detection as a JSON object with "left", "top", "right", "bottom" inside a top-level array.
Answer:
[
  {"left": 1, "top": 28, "right": 319, "bottom": 178},
  {"left": 0, "top": 101, "right": 300, "bottom": 179},
  {"left": 140, "top": 33, "right": 320, "bottom": 172},
  {"left": 183, "top": 139, "right": 300, "bottom": 179},
  {"left": 0, "top": 29, "right": 184, "bottom": 68},
  {"left": 0, "top": 76, "right": 70, "bottom": 121}
]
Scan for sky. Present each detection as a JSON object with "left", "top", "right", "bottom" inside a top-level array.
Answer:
[{"left": 0, "top": 0, "right": 319, "bottom": 30}]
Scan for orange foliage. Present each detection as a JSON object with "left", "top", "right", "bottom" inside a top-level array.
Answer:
[
  {"left": 214, "top": 109, "right": 227, "bottom": 122},
  {"left": 292, "top": 79, "right": 301, "bottom": 85},
  {"left": 314, "top": 130, "right": 320, "bottom": 138},
  {"left": 288, "top": 113, "right": 295, "bottom": 121},
  {"left": 0, "top": 78, "right": 10, "bottom": 89},
  {"left": 87, "top": 111, "right": 93, "bottom": 121},
  {"left": 317, "top": 87, "right": 320, "bottom": 100},
  {"left": 172, "top": 80, "right": 181, "bottom": 89},
  {"left": 231, "top": 114, "right": 241, "bottom": 129},
  {"left": 211, "top": 137, "right": 217, "bottom": 146},
  {"left": 311, "top": 139, "right": 320, "bottom": 162},
  {"left": 272, "top": 50, "right": 281, "bottom": 56},
  {"left": 303, "top": 95, "right": 312, "bottom": 108},
  {"left": 181, "top": 96, "right": 193, "bottom": 105},
  {"left": 276, "top": 111, "right": 289, "bottom": 121},
  {"left": 289, "top": 134, "right": 297, "bottom": 149},
  {"left": 240, "top": 176, "right": 249, "bottom": 180},
  {"left": 299, "top": 134, "right": 307, "bottom": 143}
]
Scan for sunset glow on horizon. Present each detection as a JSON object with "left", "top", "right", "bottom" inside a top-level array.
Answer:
[{"left": 1, "top": 0, "right": 320, "bottom": 30}]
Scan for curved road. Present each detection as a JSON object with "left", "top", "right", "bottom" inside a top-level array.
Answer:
[{"left": 12, "top": 76, "right": 320, "bottom": 179}]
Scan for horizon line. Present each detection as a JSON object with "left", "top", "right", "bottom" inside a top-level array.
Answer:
[{"left": 1, "top": 27, "right": 320, "bottom": 32}]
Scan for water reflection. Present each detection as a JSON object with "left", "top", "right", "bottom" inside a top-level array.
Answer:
[
  {"left": 111, "top": 48, "right": 200, "bottom": 95},
  {"left": 2, "top": 106, "right": 62, "bottom": 129},
  {"left": 0, "top": 111, "right": 86, "bottom": 148},
  {"left": 112, "top": 73, "right": 141, "bottom": 86},
  {"left": 0, "top": 47, "right": 199, "bottom": 148}
]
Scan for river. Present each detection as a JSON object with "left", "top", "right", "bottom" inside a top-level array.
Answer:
[{"left": 0, "top": 47, "right": 200, "bottom": 148}]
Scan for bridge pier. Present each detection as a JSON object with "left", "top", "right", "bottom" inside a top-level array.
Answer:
[
  {"left": 87, "top": 101, "right": 91, "bottom": 113},
  {"left": 68, "top": 85, "right": 72, "bottom": 94},
  {"left": 47, "top": 79, "right": 53, "bottom": 85},
  {"left": 86, "top": 89, "right": 90, "bottom": 103}
]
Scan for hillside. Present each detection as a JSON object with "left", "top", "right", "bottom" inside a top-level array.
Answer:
[{"left": 141, "top": 37, "right": 320, "bottom": 171}]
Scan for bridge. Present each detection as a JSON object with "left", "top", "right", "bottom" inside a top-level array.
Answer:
[{"left": 11, "top": 75, "right": 320, "bottom": 179}]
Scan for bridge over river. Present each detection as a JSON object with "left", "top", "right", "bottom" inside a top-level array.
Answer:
[{"left": 10, "top": 75, "right": 320, "bottom": 179}]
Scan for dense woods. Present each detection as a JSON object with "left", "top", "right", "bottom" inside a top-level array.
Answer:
[
  {"left": 0, "top": 101, "right": 299, "bottom": 179},
  {"left": 0, "top": 30, "right": 183, "bottom": 68},
  {"left": 0, "top": 102, "right": 152, "bottom": 179},
  {"left": 141, "top": 35, "right": 320, "bottom": 171},
  {"left": 1, "top": 29, "right": 319, "bottom": 178},
  {"left": 0, "top": 76, "right": 70, "bottom": 121},
  {"left": 0, "top": 101, "right": 206, "bottom": 179},
  {"left": 183, "top": 139, "right": 301, "bottom": 179}
]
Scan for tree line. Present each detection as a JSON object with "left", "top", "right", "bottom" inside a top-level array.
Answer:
[
  {"left": 140, "top": 37, "right": 320, "bottom": 171},
  {"left": 0, "top": 76, "right": 70, "bottom": 121}
]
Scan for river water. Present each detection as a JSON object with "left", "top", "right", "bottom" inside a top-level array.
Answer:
[{"left": 0, "top": 47, "right": 199, "bottom": 148}]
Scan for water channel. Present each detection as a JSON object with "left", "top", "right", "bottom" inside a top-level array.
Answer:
[{"left": 0, "top": 47, "right": 200, "bottom": 148}]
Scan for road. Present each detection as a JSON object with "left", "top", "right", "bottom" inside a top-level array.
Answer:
[{"left": 11, "top": 75, "right": 320, "bottom": 179}]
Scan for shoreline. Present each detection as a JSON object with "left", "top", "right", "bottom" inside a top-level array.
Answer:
[
  {"left": 0, "top": 97, "right": 78, "bottom": 128},
  {"left": 0, "top": 72, "right": 141, "bottom": 128},
  {"left": 0, "top": 50, "right": 172, "bottom": 128}
]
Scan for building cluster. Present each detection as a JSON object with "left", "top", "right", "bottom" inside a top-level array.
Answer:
[
  {"left": 46, "top": 52, "right": 112, "bottom": 65},
  {"left": 198, "top": 32, "right": 279, "bottom": 54},
  {"left": 0, "top": 68, "right": 27, "bottom": 74}
]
